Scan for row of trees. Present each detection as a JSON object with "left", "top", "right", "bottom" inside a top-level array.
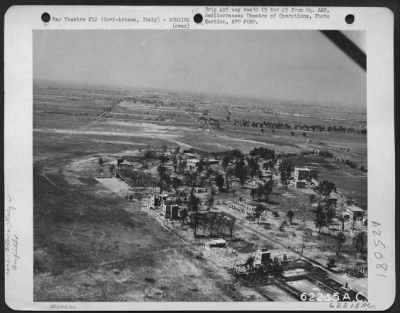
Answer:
[{"left": 232, "top": 119, "right": 367, "bottom": 135}]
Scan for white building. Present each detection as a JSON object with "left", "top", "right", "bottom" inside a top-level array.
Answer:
[{"left": 293, "top": 167, "right": 311, "bottom": 181}]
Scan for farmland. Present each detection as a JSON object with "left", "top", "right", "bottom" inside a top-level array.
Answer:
[{"left": 34, "top": 80, "right": 367, "bottom": 301}]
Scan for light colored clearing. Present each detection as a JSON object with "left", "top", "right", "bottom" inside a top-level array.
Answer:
[
  {"left": 216, "top": 134, "right": 300, "bottom": 153},
  {"left": 258, "top": 285, "right": 297, "bottom": 301},
  {"left": 287, "top": 279, "right": 331, "bottom": 295},
  {"left": 34, "top": 128, "right": 180, "bottom": 140},
  {"left": 100, "top": 120, "right": 196, "bottom": 133},
  {"left": 95, "top": 177, "right": 132, "bottom": 195},
  {"left": 332, "top": 273, "right": 368, "bottom": 297},
  {"left": 166, "top": 139, "right": 192, "bottom": 149},
  {"left": 90, "top": 139, "right": 148, "bottom": 146}
]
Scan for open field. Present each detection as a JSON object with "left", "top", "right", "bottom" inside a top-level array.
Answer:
[{"left": 34, "top": 81, "right": 367, "bottom": 301}]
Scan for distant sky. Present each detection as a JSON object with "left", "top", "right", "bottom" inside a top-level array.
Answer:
[{"left": 34, "top": 30, "right": 366, "bottom": 109}]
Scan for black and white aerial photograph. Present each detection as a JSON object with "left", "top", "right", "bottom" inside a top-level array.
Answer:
[{"left": 33, "top": 30, "right": 368, "bottom": 302}]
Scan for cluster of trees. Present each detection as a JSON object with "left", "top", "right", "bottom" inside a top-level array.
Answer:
[
  {"left": 190, "top": 212, "right": 236, "bottom": 238},
  {"left": 232, "top": 118, "right": 367, "bottom": 135},
  {"left": 343, "top": 159, "right": 358, "bottom": 169},
  {"left": 221, "top": 149, "right": 244, "bottom": 170},
  {"left": 125, "top": 96, "right": 164, "bottom": 106},
  {"left": 328, "top": 230, "right": 366, "bottom": 258},
  {"left": 353, "top": 231, "right": 367, "bottom": 257},
  {"left": 250, "top": 180, "right": 273, "bottom": 202},
  {"left": 233, "top": 159, "right": 248, "bottom": 185},
  {"left": 313, "top": 204, "right": 337, "bottom": 233},
  {"left": 317, "top": 180, "right": 336, "bottom": 196},
  {"left": 249, "top": 147, "right": 275, "bottom": 160},
  {"left": 215, "top": 174, "right": 225, "bottom": 191},
  {"left": 254, "top": 205, "right": 267, "bottom": 224},
  {"left": 279, "top": 159, "right": 294, "bottom": 187},
  {"left": 157, "top": 161, "right": 171, "bottom": 192}
]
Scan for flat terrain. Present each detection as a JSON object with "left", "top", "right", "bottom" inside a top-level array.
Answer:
[{"left": 33, "top": 81, "right": 367, "bottom": 301}]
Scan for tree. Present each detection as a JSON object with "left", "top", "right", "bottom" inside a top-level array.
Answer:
[
  {"left": 243, "top": 255, "right": 255, "bottom": 271},
  {"left": 225, "top": 168, "right": 234, "bottom": 191},
  {"left": 178, "top": 159, "right": 186, "bottom": 173},
  {"left": 98, "top": 157, "right": 104, "bottom": 166},
  {"left": 109, "top": 164, "right": 116, "bottom": 176},
  {"left": 215, "top": 214, "right": 225, "bottom": 236},
  {"left": 279, "top": 159, "right": 293, "bottom": 187},
  {"left": 254, "top": 205, "right": 266, "bottom": 224},
  {"left": 353, "top": 231, "right": 367, "bottom": 257},
  {"left": 221, "top": 155, "right": 232, "bottom": 170},
  {"left": 171, "top": 154, "right": 178, "bottom": 173},
  {"left": 336, "top": 232, "right": 346, "bottom": 255},
  {"left": 234, "top": 158, "right": 248, "bottom": 186},
  {"left": 231, "top": 149, "right": 243, "bottom": 161},
  {"left": 207, "top": 213, "right": 217, "bottom": 236},
  {"left": 180, "top": 208, "right": 188, "bottom": 225},
  {"left": 227, "top": 217, "right": 236, "bottom": 238},
  {"left": 206, "top": 188, "right": 215, "bottom": 210},
  {"left": 262, "top": 179, "right": 273, "bottom": 201},
  {"left": 250, "top": 188, "right": 258, "bottom": 200},
  {"left": 197, "top": 157, "right": 205, "bottom": 174},
  {"left": 246, "top": 156, "right": 259, "bottom": 177},
  {"left": 302, "top": 132, "right": 306, "bottom": 137},
  {"left": 157, "top": 164, "right": 167, "bottom": 179},
  {"left": 144, "top": 150, "right": 155, "bottom": 160},
  {"left": 135, "top": 192, "right": 144, "bottom": 209},
  {"left": 171, "top": 177, "right": 181, "bottom": 193},
  {"left": 287, "top": 210, "right": 294, "bottom": 224},
  {"left": 326, "top": 206, "right": 336, "bottom": 227},
  {"left": 291, "top": 131, "right": 295, "bottom": 136},
  {"left": 159, "top": 154, "right": 168, "bottom": 164},
  {"left": 338, "top": 215, "right": 346, "bottom": 232},
  {"left": 191, "top": 213, "right": 200, "bottom": 237},
  {"left": 318, "top": 180, "right": 336, "bottom": 196},
  {"left": 157, "top": 164, "right": 170, "bottom": 192},
  {"left": 215, "top": 174, "right": 225, "bottom": 191},
  {"left": 184, "top": 172, "right": 195, "bottom": 187},
  {"left": 161, "top": 144, "right": 168, "bottom": 153},
  {"left": 314, "top": 205, "right": 328, "bottom": 233},
  {"left": 188, "top": 190, "right": 201, "bottom": 213}
]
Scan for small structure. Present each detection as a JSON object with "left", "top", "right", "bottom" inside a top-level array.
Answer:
[
  {"left": 327, "top": 193, "right": 339, "bottom": 208},
  {"left": 183, "top": 152, "right": 197, "bottom": 159},
  {"left": 148, "top": 193, "right": 168, "bottom": 209},
  {"left": 344, "top": 205, "right": 366, "bottom": 221},
  {"left": 295, "top": 180, "right": 307, "bottom": 188},
  {"left": 194, "top": 187, "right": 208, "bottom": 193},
  {"left": 208, "top": 118, "right": 220, "bottom": 129},
  {"left": 199, "top": 117, "right": 220, "bottom": 129},
  {"left": 229, "top": 200, "right": 257, "bottom": 216},
  {"left": 110, "top": 159, "right": 135, "bottom": 168},
  {"left": 254, "top": 249, "right": 271, "bottom": 265},
  {"left": 282, "top": 268, "right": 309, "bottom": 281},
  {"left": 162, "top": 197, "right": 179, "bottom": 219},
  {"left": 187, "top": 158, "right": 200, "bottom": 170},
  {"left": 293, "top": 167, "right": 311, "bottom": 181},
  {"left": 205, "top": 238, "right": 227, "bottom": 249},
  {"left": 206, "top": 158, "right": 219, "bottom": 165}
]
